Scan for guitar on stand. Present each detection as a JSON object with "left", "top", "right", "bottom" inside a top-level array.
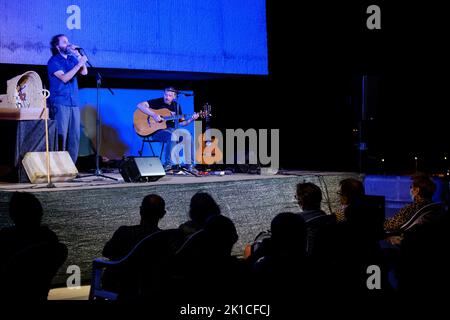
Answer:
[{"left": 195, "top": 103, "right": 224, "bottom": 174}]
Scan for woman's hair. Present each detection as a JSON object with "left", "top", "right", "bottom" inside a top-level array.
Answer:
[
  {"left": 189, "top": 192, "right": 221, "bottom": 225},
  {"left": 412, "top": 173, "right": 436, "bottom": 200},
  {"left": 339, "top": 178, "right": 365, "bottom": 204}
]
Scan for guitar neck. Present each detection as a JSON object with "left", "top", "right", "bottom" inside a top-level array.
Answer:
[{"left": 163, "top": 113, "right": 193, "bottom": 121}]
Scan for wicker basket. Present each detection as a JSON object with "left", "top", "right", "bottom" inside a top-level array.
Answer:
[{"left": 0, "top": 71, "right": 49, "bottom": 120}]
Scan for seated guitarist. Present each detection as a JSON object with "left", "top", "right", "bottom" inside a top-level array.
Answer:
[{"left": 136, "top": 87, "right": 199, "bottom": 170}]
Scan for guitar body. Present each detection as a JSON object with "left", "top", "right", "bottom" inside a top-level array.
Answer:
[
  {"left": 196, "top": 134, "right": 223, "bottom": 164},
  {"left": 133, "top": 108, "right": 173, "bottom": 136},
  {"left": 195, "top": 103, "right": 223, "bottom": 164}
]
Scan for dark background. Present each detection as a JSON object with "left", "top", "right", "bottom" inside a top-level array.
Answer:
[{"left": 1, "top": 1, "right": 448, "bottom": 174}]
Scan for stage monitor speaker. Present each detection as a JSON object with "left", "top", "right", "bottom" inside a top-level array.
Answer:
[
  {"left": 22, "top": 151, "right": 78, "bottom": 183},
  {"left": 120, "top": 156, "right": 165, "bottom": 182}
]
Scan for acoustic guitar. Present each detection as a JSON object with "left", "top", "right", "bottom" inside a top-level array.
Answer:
[
  {"left": 195, "top": 103, "right": 223, "bottom": 164},
  {"left": 133, "top": 104, "right": 209, "bottom": 136}
]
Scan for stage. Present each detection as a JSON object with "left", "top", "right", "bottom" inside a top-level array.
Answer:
[{"left": 0, "top": 169, "right": 360, "bottom": 286}]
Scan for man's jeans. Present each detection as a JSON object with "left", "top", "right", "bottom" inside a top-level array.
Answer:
[
  {"left": 152, "top": 128, "right": 195, "bottom": 166},
  {"left": 50, "top": 104, "right": 80, "bottom": 164}
]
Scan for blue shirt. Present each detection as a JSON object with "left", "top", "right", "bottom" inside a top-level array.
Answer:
[{"left": 47, "top": 54, "right": 80, "bottom": 106}]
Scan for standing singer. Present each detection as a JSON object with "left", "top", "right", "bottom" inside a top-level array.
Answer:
[{"left": 47, "top": 34, "right": 88, "bottom": 164}]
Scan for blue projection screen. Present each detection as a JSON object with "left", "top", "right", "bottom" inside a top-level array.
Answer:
[{"left": 0, "top": 0, "right": 268, "bottom": 75}]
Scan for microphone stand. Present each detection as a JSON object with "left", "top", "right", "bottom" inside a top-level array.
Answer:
[
  {"left": 42, "top": 88, "right": 55, "bottom": 188},
  {"left": 77, "top": 49, "right": 118, "bottom": 181}
]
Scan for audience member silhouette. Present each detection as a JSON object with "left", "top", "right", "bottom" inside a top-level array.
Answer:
[
  {"left": 0, "top": 192, "right": 67, "bottom": 300},
  {"left": 293, "top": 177, "right": 390, "bottom": 296},
  {"left": 173, "top": 215, "right": 245, "bottom": 301},
  {"left": 317, "top": 178, "right": 382, "bottom": 265},
  {"left": 203, "top": 214, "right": 239, "bottom": 257},
  {"left": 178, "top": 192, "right": 221, "bottom": 237},
  {"left": 295, "top": 182, "right": 336, "bottom": 256},
  {"left": 322, "top": 194, "right": 392, "bottom": 295},
  {"left": 252, "top": 212, "right": 312, "bottom": 299},
  {"left": 333, "top": 178, "right": 366, "bottom": 223},
  {"left": 395, "top": 208, "right": 450, "bottom": 297},
  {"left": 103, "top": 194, "right": 166, "bottom": 260}
]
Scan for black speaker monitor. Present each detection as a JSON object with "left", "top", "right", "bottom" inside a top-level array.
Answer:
[{"left": 120, "top": 157, "right": 165, "bottom": 182}]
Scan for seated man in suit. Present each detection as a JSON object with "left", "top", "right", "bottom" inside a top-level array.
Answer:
[{"left": 103, "top": 194, "right": 166, "bottom": 260}]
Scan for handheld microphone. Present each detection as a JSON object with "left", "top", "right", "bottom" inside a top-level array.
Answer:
[
  {"left": 69, "top": 45, "right": 84, "bottom": 55},
  {"left": 74, "top": 47, "right": 86, "bottom": 57},
  {"left": 69, "top": 44, "right": 83, "bottom": 51}
]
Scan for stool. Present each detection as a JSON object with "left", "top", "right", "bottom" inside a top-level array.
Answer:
[{"left": 138, "top": 136, "right": 165, "bottom": 159}]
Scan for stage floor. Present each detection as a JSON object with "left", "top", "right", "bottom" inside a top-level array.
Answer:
[
  {"left": 0, "top": 169, "right": 360, "bottom": 286},
  {"left": 0, "top": 169, "right": 358, "bottom": 192}
]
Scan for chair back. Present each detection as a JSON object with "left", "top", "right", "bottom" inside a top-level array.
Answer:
[
  {"left": 401, "top": 202, "right": 444, "bottom": 232},
  {"left": 175, "top": 230, "right": 207, "bottom": 256},
  {"left": 90, "top": 228, "right": 185, "bottom": 300}
]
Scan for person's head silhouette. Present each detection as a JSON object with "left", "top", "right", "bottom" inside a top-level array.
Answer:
[
  {"left": 189, "top": 192, "right": 221, "bottom": 226},
  {"left": 296, "top": 182, "right": 323, "bottom": 211},
  {"left": 140, "top": 194, "right": 166, "bottom": 226},
  {"left": 270, "top": 212, "right": 307, "bottom": 255},
  {"left": 204, "top": 215, "right": 238, "bottom": 256},
  {"left": 9, "top": 192, "right": 43, "bottom": 228}
]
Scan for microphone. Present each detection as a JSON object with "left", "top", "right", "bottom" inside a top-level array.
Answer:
[
  {"left": 69, "top": 45, "right": 84, "bottom": 55},
  {"left": 74, "top": 47, "right": 84, "bottom": 56}
]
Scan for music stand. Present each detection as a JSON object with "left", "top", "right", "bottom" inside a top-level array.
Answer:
[{"left": 77, "top": 49, "right": 117, "bottom": 181}]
